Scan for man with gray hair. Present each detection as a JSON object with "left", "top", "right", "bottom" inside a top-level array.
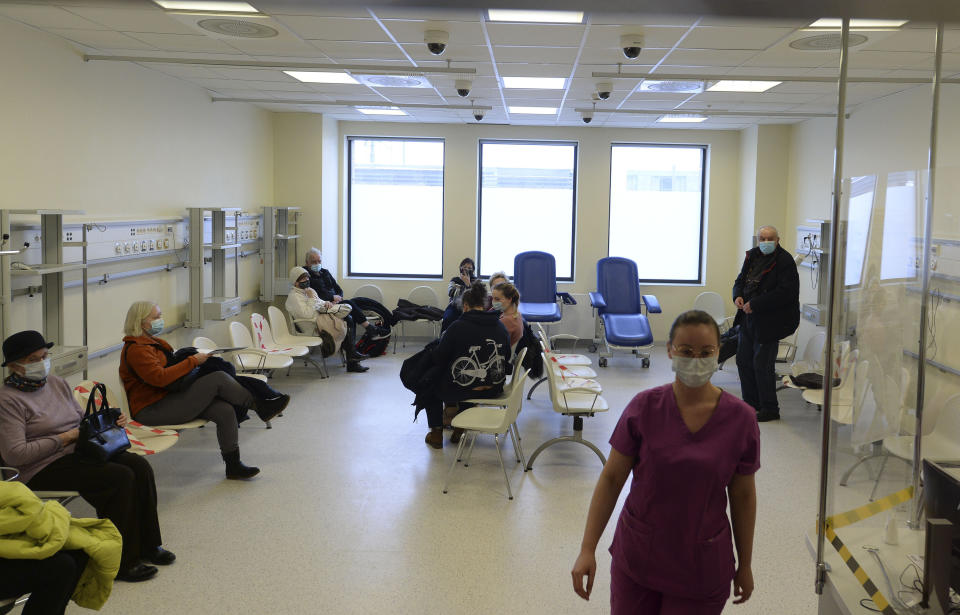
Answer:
[{"left": 732, "top": 225, "right": 800, "bottom": 422}]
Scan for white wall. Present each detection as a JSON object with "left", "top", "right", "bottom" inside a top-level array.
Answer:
[
  {"left": 306, "top": 120, "right": 744, "bottom": 341},
  {"left": 785, "top": 83, "right": 960, "bottom": 405},
  {"left": 0, "top": 16, "right": 273, "bottom": 387}
]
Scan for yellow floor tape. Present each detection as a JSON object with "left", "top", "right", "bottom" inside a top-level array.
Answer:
[{"left": 819, "top": 485, "right": 915, "bottom": 615}]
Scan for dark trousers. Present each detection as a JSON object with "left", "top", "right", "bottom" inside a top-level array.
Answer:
[
  {"left": 0, "top": 550, "right": 88, "bottom": 615},
  {"left": 736, "top": 319, "right": 780, "bottom": 413},
  {"left": 343, "top": 299, "right": 367, "bottom": 326},
  {"left": 28, "top": 452, "right": 162, "bottom": 572},
  {"left": 440, "top": 303, "right": 460, "bottom": 333}
]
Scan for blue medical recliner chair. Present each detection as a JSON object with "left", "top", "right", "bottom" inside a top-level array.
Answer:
[
  {"left": 513, "top": 251, "right": 575, "bottom": 324},
  {"left": 588, "top": 257, "right": 661, "bottom": 368}
]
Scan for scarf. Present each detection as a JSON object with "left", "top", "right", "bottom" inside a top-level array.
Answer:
[
  {"left": 4, "top": 373, "right": 46, "bottom": 392},
  {"left": 742, "top": 250, "right": 777, "bottom": 301}
]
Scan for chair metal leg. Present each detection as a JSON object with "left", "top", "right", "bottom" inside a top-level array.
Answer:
[
  {"left": 463, "top": 433, "right": 478, "bottom": 467},
  {"left": 494, "top": 433, "right": 513, "bottom": 500},
  {"left": 442, "top": 435, "right": 468, "bottom": 494},
  {"left": 303, "top": 355, "right": 327, "bottom": 378},
  {"left": 869, "top": 455, "right": 890, "bottom": 502},
  {"left": 265, "top": 420, "right": 271, "bottom": 429},
  {"left": 512, "top": 423, "right": 527, "bottom": 468},
  {"left": 525, "top": 416, "right": 607, "bottom": 471},
  {"left": 508, "top": 424, "right": 523, "bottom": 465},
  {"left": 839, "top": 441, "right": 883, "bottom": 486},
  {"left": 526, "top": 377, "right": 547, "bottom": 400}
]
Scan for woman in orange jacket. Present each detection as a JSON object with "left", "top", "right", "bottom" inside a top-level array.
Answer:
[{"left": 119, "top": 301, "right": 277, "bottom": 480}]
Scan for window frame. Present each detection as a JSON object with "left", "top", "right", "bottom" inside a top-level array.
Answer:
[
  {"left": 477, "top": 139, "right": 579, "bottom": 282},
  {"left": 607, "top": 142, "right": 708, "bottom": 285},
  {"left": 346, "top": 135, "right": 445, "bottom": 279}
]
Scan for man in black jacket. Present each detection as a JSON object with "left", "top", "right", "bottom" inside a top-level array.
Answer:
[
  {"left": 732, "top": 225, "right": 800, "bottom": 422},
  {"left": 304, "top": 248, "right": 386, "bottom": 341}
]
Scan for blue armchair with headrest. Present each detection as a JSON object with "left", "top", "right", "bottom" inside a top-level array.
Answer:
[{"left": 589, "top": 257, "right": 661, "bottom": 368}]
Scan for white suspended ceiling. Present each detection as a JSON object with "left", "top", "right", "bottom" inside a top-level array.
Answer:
[{"left": 2, "top": 0, "right": 959, "bottom": 129}]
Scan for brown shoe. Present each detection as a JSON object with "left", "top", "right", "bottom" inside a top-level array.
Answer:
[
  {"left": 451, "top": 428, "right": 465, "bottom": 444},
  {"left": 425, "top": 428, "right": 443, "bottom": 449}
]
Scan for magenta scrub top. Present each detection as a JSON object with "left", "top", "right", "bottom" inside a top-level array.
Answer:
[{"left": 608, "top": 384, "right": 761, "bottom": 600}]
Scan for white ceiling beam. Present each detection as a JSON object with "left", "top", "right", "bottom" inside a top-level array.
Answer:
[
  {"left": 575, "top": 107, "right": 841, "bottom": 118},
  {"left": 83, "top": 54, "right": 476, "bottom": 75},
  {"left": 211, "top": 97, "right": 493, "bottom": 110},
  {"left": 592, "top": 71, "right": 960, "bottom": 84}
]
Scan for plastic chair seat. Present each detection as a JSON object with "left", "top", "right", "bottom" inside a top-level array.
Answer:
[
  {"left": 138, "top": 418, "right": 207, "bottom": 431},
  {"left": 557, "top": 391, "right": 610, "bottom": 413},
  {"left": 555, "top": 378, "right": 602, "bottom": 393},
  {"left": 550, "top": 363, "right": 596, "bottom": 378},
  {"left": 518, "top": 301, "right": 561, "bottom": 322},
  {"left": 452, "top": 406, "right": 510, "bottom": 432},
  {"left": 601, "top": 313, "right": 653, "bottom": 347}
]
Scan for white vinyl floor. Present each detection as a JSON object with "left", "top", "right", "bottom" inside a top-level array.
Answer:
[{"left": 61, "top": 341, "right": 917, "bottom": 614}]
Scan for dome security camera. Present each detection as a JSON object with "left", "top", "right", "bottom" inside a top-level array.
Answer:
[
  {"left": 473, "top": 110, "right": 485, "bottom": 121},
  {"left": 455, "top": 79, "right": 472, "bottom": 97},
  {"left": 424, "top": 30, "right": 449, "bottom": 56},
  {"left": 596, "top": 82, "right": 613, "bottom": 100},
  {"left": 620, "top": 34, "right": 644, "bottom": 60},
  {"left": 581, "top": 110, "right": 593, "bottom": 124}
]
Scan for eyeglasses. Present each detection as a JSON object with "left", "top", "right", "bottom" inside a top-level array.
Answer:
[{"left": 671, "top": 345, "right": 717, "bottom": 359}]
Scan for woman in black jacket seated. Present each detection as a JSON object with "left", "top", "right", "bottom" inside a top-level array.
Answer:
[
  {"left": 425, "top": 281, "right": 511, "bottom": 449},
  {"left": 440, "top": 257, "right": 477, "bottom": 333}
]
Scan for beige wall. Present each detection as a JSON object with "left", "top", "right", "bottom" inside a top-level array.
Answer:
[
  {"left": 316, "top": 120, "right": 743, "bottom": 341},
  {"left": 0, "top": 16, "right": 273, "bottom": 387}
]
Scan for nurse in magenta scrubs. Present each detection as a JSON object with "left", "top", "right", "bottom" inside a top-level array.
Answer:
[{"left": 572, "top": 310, "right": 759, "bottom": 614}]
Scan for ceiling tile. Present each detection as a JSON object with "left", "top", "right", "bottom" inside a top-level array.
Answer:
[
  {"left": 846, "top": 50, "right": 934, "bottom": 69},
  {"left": 660, "top": 49, "right": 757, "bottom": 66},
  {"left": 310, "top": 40, "right": 407, "bottom": 61},
  {"left": 577, "top": 48, "right": 667, "bottom": 65},
  {"left": 46, "top": 28, "right": 159, "bottom": 50},
  {"left": 486, "top": 23, "right": 585, "bottom": 47},
  {"left": 219, "top": 37, "right": 327, "bottom": 57},
  {"left": 273, "top": 16, "right": 390, "bottom": 42},
  {"left": 493, "top": 46, "right": 580, "bottom": 64},
  {"left": 740, "top": 48, "right": 835, "bottom": 68},
  {"left": 125, "top": 32, "right": 243, "bottom": 54},
  {"left": 679, "top": 26, "right": 796, "bottom": 51},
  {"left": 194, "top": 78, "right": 314, "bottom": 92},
  {"left": 584, "top": 25, "right": 689, "bottom": 49},
  {"left": 369, "top": 8, "right": 482, "bottom": 21},
  {"left": 63, "top": 6, "right": 197, "bottom": 35},
  {"left": 0, "top": 3, "right": 106, "bottom": 29},
  {"left": 257, "top": 3, "right": 371, "bottom": 18},
  {"left": 698, "top": 17, "right": 810, "bottom": 28},
  {"left": 149, "top": 63, "right": 224, "bottom": 79},
  {"left": 210, "top": 66, "right": 303, "bottom": 81},
  {"left": 497, "top": 63, "right": 574, "bottom": 78},
  {"left": 400, "top": 43, "right": 490, "bottom": 63},
  {"left": 381, "top": 19, "right": 485, "bottom": 46}
]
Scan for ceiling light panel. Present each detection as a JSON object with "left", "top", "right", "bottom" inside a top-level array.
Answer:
[
  {"left": 707, "top": 80, "right": 781, "bottom": 92},
  {"left": 807, "top": 18, "right": 908, "bottom": 29},
  {"left": 355, "top": 107, "right": 407, "bottom": 115},
  {"left": 487, "top": 10, "right": 584, "bottom": 24},
  {"left": 502, "top": 76, "right": 566, "bottom": 89},
  {"left": 284, "top": 71, "right": 360, "bottom": 84},
  {"left": 509, "top": 106, "right": 558, "bottom": 114},
  {"left": 657, "top": 114, "right": 708, "bottom": 123},
  {"left": 153, "top": 1, "right": 260, "bottom": 13}
]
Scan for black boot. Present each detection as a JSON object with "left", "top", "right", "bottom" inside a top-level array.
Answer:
[
  {"left": 346, "top": 361, "right": 369, "bottom": 373},
  {"left": 343, "top": 329, "right": 368, "bottom": 362},
  {"left": 222, "top": 449, "right": 260, "bottom": 480},
  {"left": 253, "top": 394, "right": 290, "bottom": 423}
]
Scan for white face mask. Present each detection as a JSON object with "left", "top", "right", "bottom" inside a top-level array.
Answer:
[
  {"left": 20, "top": 358, "right": 51, "bottom": 382},
  {"left": 671, "top": 355, "right": 716, "bottom": 388}
]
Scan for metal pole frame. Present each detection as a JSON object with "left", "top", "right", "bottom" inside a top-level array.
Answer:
[
  {"left": 910, "top": 23, "right": 945, "bottom": 529},
  {"left": 815, "top": 18, "right": 850, "bottom": 597}
]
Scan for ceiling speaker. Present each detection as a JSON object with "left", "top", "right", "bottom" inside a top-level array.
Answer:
[{"left": 197, "top": 19, "right": 278, "bottom": 38}]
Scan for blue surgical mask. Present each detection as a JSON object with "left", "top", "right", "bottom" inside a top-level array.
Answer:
[
  {"left": 492, "top": 301, "right": 504, "bottom": 312},
  {"left": 148, "top": 318, "right": 164, "bottom": 335},
  {"left": 20, "top": 358, "right": 51, "bottom": 382},
  {"left": 309, "top": 264, "right": 321, "bottom": 273},
  {"left": 758, "top": 241, "right": 776, "bottom": 255}
]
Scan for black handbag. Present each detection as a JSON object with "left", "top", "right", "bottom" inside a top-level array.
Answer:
[{"left": 76, "top": 382, "right": 131, "bottom": 463}]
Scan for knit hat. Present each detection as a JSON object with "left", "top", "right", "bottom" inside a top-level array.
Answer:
[
  {"left": 289, "top": 266, "right": 309, "bottom": 285},
  {"left": 2, "top": 330, "right": 54, "bottom": 366}
]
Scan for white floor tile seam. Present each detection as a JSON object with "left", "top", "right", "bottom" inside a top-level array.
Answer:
[{"left": 74, "top": 345, "right": 835, "bottom": 614}]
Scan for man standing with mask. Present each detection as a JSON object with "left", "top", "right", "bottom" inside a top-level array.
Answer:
[{"left": 732, "top": 226, "right": 800, "bottom": 422}]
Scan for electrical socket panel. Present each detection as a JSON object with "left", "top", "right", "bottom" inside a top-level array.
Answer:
[
  {"left": 201, "top": 214, "right": 261, "bottom": 245},
  {"left": 9, "top": 219, "right": 186, "bottom": 265}
]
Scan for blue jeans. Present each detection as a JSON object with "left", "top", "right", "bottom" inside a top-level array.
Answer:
[{"left": 736, "top": 319, "right": 780, "bottom": 414}]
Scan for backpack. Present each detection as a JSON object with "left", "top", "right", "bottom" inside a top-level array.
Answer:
[{"left": 356, "top": 334, "right": 390, "bottom": 358}]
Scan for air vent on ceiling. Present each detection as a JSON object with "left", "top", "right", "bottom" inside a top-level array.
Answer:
[
  {"left": 789, "top": 33, "right": 869, "bottom": 51},
  {"left": 357, "top": 75, "right": 432, "bottom": 88},
  {"left": 197, "top": 18, "right": 278, "bottom": 38},
  {"left": 639, "top": 80, "right": 705, "bottom": 93}
]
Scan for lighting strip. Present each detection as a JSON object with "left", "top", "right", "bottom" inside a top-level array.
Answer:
[{"left": 83, "top": 55, "right": 476, "bottom": 75}]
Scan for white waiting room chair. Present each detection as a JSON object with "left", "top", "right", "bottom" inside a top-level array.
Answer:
[
  {"left": 693, "top": 291, "right": 733, "bottom": 332},
  {"left": 461, "top": 347, "right": 529, "bottom": 466},
  {"left": 353, "top": 284, "right": 384, "bottom": 304},
  {"left": 397, "top": 285, "right": 441, "bottom": 352},
  {"left": 267, "top": 306, "right": 328, "bottom": 378},
  {"left": 443, "top": 369, "right": 530, "bottom": 500},
  {"left": 524, "top": 351, "right": 610, "bottom": 471},
  {"left": 73, "top": 381, "right": 182, "bottom": 454},
  {"left": 228, "top": 322, "right": 295, "bottom": 375}
]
